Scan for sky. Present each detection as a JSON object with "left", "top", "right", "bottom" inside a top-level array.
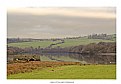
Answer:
[{"left": 7, "top": 7, "right": 116, "bottom": 39}]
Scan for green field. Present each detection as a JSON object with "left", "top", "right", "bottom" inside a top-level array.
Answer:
[
  {"left": 8, "top": 40, "right": 61, "bottom": 48},
  {"left": 8, "top": 38, "right": 115, "bottom": 48},
  {"left": 53, "top": 38, "right": 115, "bottom": 48},
  {"left": 8, "top": 65, "right": 116, "bottom": 79},
  {"left": 8, "top": 41, "right": 51, "bottom": 48}
]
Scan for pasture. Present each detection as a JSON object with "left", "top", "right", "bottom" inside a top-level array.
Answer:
[
  {"left": 8, "top": 40, "right": 59, "bottom": 48},
  {"left": 8, "top": 38, "right": 114, "bottom": 48},
  {"left": 52, "top": 38, "right": 115, "bottom": 48},
  {"left": 8, "top": 64, "right": 116, "bottom": 79}
]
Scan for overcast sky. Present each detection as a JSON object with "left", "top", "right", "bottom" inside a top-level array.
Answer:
[{"left": 7, "top": 7, "right": 116, "bottom": 39}]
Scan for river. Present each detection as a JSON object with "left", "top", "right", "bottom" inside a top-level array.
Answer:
[{"left": 8, "top": 53, "right": 116, "bottom": 64}]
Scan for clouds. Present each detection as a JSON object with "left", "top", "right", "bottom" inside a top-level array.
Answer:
[
  {"left": 8, "top": 7, "right": 116, "bottom": 19},
  {"left": 7, "top": 7, "right": 116, "bottom": 39}
]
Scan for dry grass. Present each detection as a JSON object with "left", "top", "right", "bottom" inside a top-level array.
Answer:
[{"left": 7, "top": 61, "right": 80, "bottom": 75}]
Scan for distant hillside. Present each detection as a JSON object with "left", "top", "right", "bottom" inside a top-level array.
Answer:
[{"left": 7, "top": 34, "right": 116, "bottom": 48}]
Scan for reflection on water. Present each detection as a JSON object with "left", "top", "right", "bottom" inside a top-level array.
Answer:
[
  {"left": 8, "top": 53, "right": 116, "bottom": 64},
  {"left": 40, "top": 53, "right": 116, "bottom": 64}
]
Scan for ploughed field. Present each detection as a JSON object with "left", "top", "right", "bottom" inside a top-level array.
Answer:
[{"left": 7, "top": 61, "right": 116, "bottom": 79}]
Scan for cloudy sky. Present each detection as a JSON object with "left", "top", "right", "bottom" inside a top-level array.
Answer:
[{"left": 7, "top": 7, "right": 116, "bottom": 39}]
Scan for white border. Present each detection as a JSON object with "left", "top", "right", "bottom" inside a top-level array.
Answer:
[
  {"left": 5, "top": 0, "right": 117, "bottom": 7},
  {"left": 0, "top": 0, "right": 120, "bottom": 84}
]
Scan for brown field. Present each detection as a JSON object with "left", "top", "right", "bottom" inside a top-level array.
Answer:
[{"left": 7, "top": 61, "right": 80, "bottom": 75}]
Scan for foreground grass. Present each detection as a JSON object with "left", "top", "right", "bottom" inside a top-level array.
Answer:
[
  {"left": 8, "top": 65, "right": 116, "bottom": 79},
  {"left": 7, "top": 61, "right": 80, "bottom": 75}
]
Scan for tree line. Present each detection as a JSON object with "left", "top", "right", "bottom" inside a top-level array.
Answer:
[
  {"left": 7, "top": 42, "right": 116, "bottom": 55},
  {"left": 88, "top": 34, "right": 116, "bottom": 40}
]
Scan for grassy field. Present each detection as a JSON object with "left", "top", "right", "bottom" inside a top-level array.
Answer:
[
  {"left": 7, "top": 40, "right": 60, "bottom": 48},
  {"left": 53, "top": 38, "right": 115, "bottom": 48},
  {"left": 8, "top": 64, "right": 116, "bottom": 79},
  {"left": 7, "top": 61, "right": 80, "bottom": 75},
  {"left": 8, "top": 38, "right": 114, "bottom": 48}
]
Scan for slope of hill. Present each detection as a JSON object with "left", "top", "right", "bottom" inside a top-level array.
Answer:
[{"left": 7, "top": 34, "right": 116, "bottom": 48}]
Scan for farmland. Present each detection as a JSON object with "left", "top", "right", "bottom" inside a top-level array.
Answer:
[
  {"left": 52, "top": 38, "right": 115, "bottom": 48},
  {"left": 8, "top": 37, "right": 115, "bottom": 48},
  {"left": 8, "top": 40, "right": 56, "bottom": 48},
  {"left": 7, "top": 6, "right": 116, "bottom": 80},
  {"left": 7, "top": 62, "right": 116, "bottom": 79},
  {"left": 7, "top": 61, "right": 80, "bottom": 75},
  {"left": 7, "top": 35, "right": 116, "bottom": 79}
]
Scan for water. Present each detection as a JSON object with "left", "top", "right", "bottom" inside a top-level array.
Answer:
[
  {"left": 39, "top": 53, "right": 116, "bottom": 64},
  {"left": 7, "top": 53, "right": 116, "bottom": 64}
]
